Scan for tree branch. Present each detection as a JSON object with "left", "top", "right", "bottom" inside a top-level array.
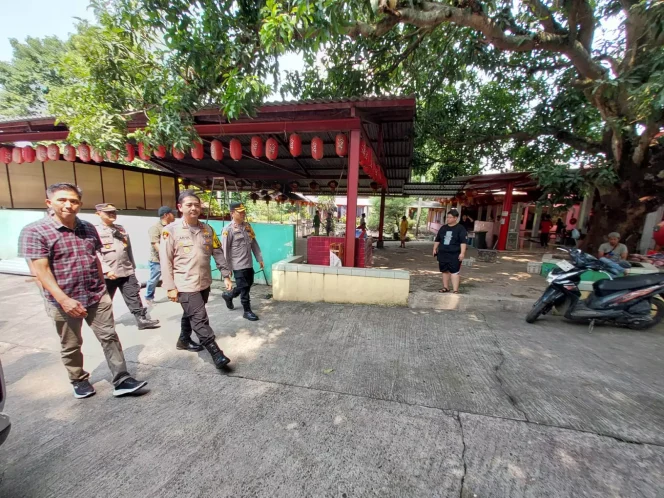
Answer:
[
  {"left": 574, "top": 0, "right": 595, "bottom": 52},
  {"left": 632, "top": 121, "right": 659, "bottom": 166},
  {"left": 378, "top": 28, "right": 429, "bottom": 77},
  {"left": 347, "top": 2, "right": 607, "bottom": 81},
  {"left": 524, "top": 0, "right": 566, "bottom": 35},
  {"left": 447, "top": 127, "right": 605, "bottom": 155},
  {"left": 596, "top": 55, "right": 620, "bottom": 76}
]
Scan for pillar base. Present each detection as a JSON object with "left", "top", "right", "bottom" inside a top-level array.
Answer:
[{"left": 377, "top": 240, "right": 385, "bottom": 249}]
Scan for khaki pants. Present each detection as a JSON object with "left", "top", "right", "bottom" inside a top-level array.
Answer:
[{"left": 48, "top": 293, "right": 130, "bottom": 386}]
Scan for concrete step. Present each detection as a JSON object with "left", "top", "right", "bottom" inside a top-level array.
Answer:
[{"left": 408, "top": 290, "right": 535, "bottom": 313}]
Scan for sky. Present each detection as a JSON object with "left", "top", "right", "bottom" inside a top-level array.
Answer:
[
  {"left": 0, "top": 0, "right": 304, "bottom": 100},
  {"left": 0, "top": 0, "right": 96, "bottom": 62}
]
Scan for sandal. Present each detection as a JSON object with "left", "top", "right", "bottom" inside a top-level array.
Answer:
[{"left": 438, "top": 288, "right": 450, "bottom": 293}]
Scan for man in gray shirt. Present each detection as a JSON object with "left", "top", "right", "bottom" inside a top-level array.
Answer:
[{"left": 598, "top": 232, "right": 630, "bottom": 275}]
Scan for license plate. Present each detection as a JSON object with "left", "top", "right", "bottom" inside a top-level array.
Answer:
[{"left": 556, "top": 260, "right": 574, "bottom": 272}]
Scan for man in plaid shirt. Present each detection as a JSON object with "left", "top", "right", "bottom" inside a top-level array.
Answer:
[{"left": 18, "top": 183, "right": 147, "bottom": 399}]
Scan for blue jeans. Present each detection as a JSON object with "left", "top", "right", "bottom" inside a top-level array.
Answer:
[
  {"left": 145, "top": 261, "right": 161, "bottom": 300},
  {"left": 600, "top": 257, "right": 630, "bottom": 276}
]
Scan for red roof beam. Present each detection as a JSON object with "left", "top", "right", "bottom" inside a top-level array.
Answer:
[{"left": 0, "top": 118, "right": 363, "bottom": 143}]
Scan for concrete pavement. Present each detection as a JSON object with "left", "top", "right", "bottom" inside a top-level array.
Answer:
[{"left": 0, "top": 274, "right": 663, "bottom": 497}]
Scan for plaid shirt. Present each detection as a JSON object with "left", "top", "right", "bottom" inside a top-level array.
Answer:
[{"left": 18, "top": 216, "right": 107, "bottom": 308}]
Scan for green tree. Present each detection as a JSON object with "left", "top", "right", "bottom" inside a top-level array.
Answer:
[
  {"left": 368, "top": 197, "right": 411, "bottom": 234},
  {"left": 43, "top": 0, "right": 664, "bottom": 249},
  {"left": 0, "top": 36, "right": 69, "bottom": 117}
]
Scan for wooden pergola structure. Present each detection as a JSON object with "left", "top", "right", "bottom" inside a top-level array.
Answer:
[{"left": 0, "top": 96, "right": 416, "bottom": 267}]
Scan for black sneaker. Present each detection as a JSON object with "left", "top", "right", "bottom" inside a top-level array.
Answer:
[
  {"left": 73, "top": 380, "right": 96, "bottom": 399},
  {"left": 113, "top": 377, "right": 148, "bottom": 397},
  {"left": 243, "top": 310, "right": 259, "bottom": 321}
]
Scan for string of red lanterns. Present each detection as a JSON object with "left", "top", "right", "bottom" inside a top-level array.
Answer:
[{"left": 0, "top": 134, "right": 388, "bottom": 194}]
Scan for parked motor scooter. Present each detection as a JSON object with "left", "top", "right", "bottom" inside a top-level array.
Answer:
[{"left": 526, "top": 248, "right": 664, "bottom": 330}]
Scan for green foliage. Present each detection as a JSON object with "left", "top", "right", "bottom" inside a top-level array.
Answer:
[
  {"left": 367, "top": 196, "right": 410, "bottom": 232},
  {"left": 0, "top": 37, "right": 69, "bottom": 117}
]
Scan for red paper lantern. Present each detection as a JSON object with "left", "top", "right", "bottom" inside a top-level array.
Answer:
[
  {"left": 265, "top": 195, "right": 272, "bottom": 205},
  {"left": 106, "top": 150, "right": 119, "bottom": 162},
  {"left": 289, "top": 133, "right": 301, "bottom": 157},
  {"left": 0, "top": 147, "right": 11, "bottom": 164},
  {"left": 172, "top": 146, "right": 185, "bottom": 160},
  {"left": 210, "top": 139, "right": 224, "bottom": 161},
  {"left": 250, "top": 192, "right": 259, "bottom": 203},
  {"left": 35, "top": 145, "right": 48, "bottom": 162},
  {"left": 12, "top": 147, "right": 24, "bottom": 164},
  {"left": 94, "top": 148, "right": 105, "bottom": 163},
  {"left": 229, "top": 138, "right": 243, "bottom": 161},
  {"left": 289, "top": 181, "right": 299, "bottom": 191},
  {"left": 311, "top": 136, "right": 324, "bottom": 161},
  {"left": 191, "top": 141, "right": 204, "bottom": 160},
  {"left": 124, "top": 144, "right": 135, "bottom": 162},
  {"left": 138, "top": 143, "right": 151, "bottom": 161},
  {"left": 335, "top": 134, "right": 348, "bottom": 157},
  {"left": 359, "top": 139, "right": 372, "bottom": 167},
  {"left": 265, "top": 138, "right": 279, "bottom": 161},
  {"left": 309, "top": 181, "right": 319, "bottom": 192},
  {"left": 47, "top": 144, "right": 60, "bottom": 161},
  {"left": 272, "top": 182, "right": 282, "bottom": 191},
  {"left": 63, "top": 145, "right": 77, "bottom": 162},
  {"left": 78, "top": 144, "right": 91, "bottom": 162},
  {"left": 328, "top": 180, "right": 338, "bottom": 192},
  {"left": 21, "top": 146, "right": 36, "bottom": 163},
  {"left": 252, "top": 181, "right": 263, "bottom": 190},
  {"left": 154, "top": 145, "right": 167, "bottom": 159},
  {"left": 250, "top": 136, "right": 263, "bottom": 158}
]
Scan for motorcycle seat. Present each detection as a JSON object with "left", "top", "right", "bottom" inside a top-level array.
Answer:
[{"left": 593, "top": 273, "right": 664, "bottom": 297}]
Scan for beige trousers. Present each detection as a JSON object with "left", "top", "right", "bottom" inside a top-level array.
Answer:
[{"left": 48, "top": 293, "right": 130, "bottom": 387}]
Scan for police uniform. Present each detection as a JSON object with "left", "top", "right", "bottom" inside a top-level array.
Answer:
[
  {"left": 160, "top": 217, "right": 231, "bottom": 367},
  {"left": 94, "top": 203, "right": 159, "bottom": 330},
  {"left": 220, "top": 203, "right": 263, "bottom": 321}
]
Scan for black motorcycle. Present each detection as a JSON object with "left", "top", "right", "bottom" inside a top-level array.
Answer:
[{"left": 526, "top": 248, "right": 664, "bottom": 330}]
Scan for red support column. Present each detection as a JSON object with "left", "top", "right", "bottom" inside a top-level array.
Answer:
[
  {"left": 377, "top": 188, "right": 386, "bottom": 249},
  {"left": 344, "top": 129, "right": 361, "bottom": 267},
  {"left": 496, "top": 181, "right": 514, "bottom": 251}
]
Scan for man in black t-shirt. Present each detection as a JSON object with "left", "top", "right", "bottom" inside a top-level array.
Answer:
[{"left": 433, "top": 209, "right": 468, "bottom": 294}]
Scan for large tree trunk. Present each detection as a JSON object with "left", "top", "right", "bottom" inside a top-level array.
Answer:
[{"left": 582, "top": 143, "right": 664, "bottom": 254}]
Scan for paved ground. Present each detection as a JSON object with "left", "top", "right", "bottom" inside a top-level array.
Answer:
[{"left": 0, "top": 273, "right": 663, "bottom": 497}]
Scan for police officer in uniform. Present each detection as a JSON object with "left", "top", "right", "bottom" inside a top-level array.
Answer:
[
  {"left": 160, "top": 190, "right": 231, "bottom": 368},
  {"left": 221, "top": 202, "right": 264, "bottom": 321},
  {"left": 94, "top": 203, "right": 160, "bottom": 330}
]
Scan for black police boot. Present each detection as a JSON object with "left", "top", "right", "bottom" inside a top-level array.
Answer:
[
  {"left": 135, "top": 311, "right": 160, "bottom": 330},
  {"left": 203, "top": 340, "right": 231, "bottom": 369},
  {"left": 141, "top": 308, "right": 160, "bottom": 324},
  {"left": 221, "top": 292, "right": 235, "bottom": 310},
  {"left": 176, "top": 333, "right": 204, "bottom": 352},
  {"left": 243, "top": 309, "right": 259, "bottom": 321}
]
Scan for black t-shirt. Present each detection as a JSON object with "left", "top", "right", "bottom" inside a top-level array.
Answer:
[{"left": 435, "top": 223, "right": 468, "bottom": 259}]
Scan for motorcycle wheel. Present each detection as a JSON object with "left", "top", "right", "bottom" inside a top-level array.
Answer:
[
  {"left": 627, "top": 298, "right": 664, "bottom": 330},
  {"left": 526, "top": 298, "right": 551, "bottom": 324}
]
